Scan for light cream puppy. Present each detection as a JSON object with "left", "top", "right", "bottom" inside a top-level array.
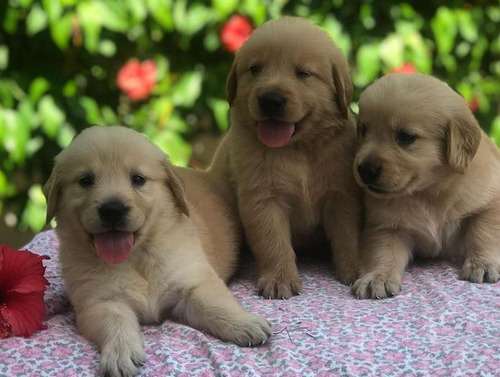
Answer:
[
  {"left": 44, "top": 126, "right": 271, "bottom": 377},
  {"left": 352, "top": 73, "right": 500, "bottom": 299},
  {"left": 209, "top": 17, "right": 362, "bottom": 299}
]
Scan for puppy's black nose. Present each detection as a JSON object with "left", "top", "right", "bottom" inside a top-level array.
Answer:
[
  {"left": 357, "top": 162, "right": 381, "bottom": 185},
  {"left": 98, "top": 200, "right": 129, "bottom": 227},
  {"left": 259, "top": 92, "right": 287, "bottom": 117}
]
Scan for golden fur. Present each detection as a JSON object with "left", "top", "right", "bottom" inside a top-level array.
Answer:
[
  {"left": 209, "top": 17, "right": 362, "bottom": 299},
  {"left": 44, "top": 126, "right": 271, "bottom": 377},
  {"left": 352, "top": 73, "right": 500, "bottom": 299}
]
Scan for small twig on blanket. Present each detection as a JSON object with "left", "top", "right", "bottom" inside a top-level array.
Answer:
[
  {"left": 285, "top": 328, "right": 293, "bottom": 344},
  {"left": 305, "top": 332, "right": 317, "bottom": 339},
  {"left": 273, "top": 327, "right": 288, "bottom": 335}
]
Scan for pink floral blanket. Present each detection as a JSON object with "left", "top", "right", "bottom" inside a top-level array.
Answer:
[{"left": 1, "top": 230, "right": 499, "bottom": 376}]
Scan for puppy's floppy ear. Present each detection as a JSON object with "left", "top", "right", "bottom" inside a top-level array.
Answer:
[
  {"left": 43, "top": 169, "right": 60, "bottom": 223},
  {"left": 163, "top": 161, "right": 189, "bottom": 217},
  {"left": 332, "top": 63, "right": 353, "bottom": 120},
  {"left": 446, "top": 111, "right": 482, "bottom": 173},
  {"left": 226, "top": 60, "right": 238, "bottom": 106}
]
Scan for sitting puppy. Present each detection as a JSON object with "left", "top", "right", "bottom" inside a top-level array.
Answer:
[
  {"left": 44, "top": 126, "right": 271, "bottom": 377},
  {"left": 209, "top": 17, "right": 362, "bottom": 299},
  {"left": 352, "top": 73, "right": 500, "bottom": 299}
]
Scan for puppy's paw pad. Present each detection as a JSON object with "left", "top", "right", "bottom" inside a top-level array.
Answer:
[
  {"left": 460, "top": 260, "right": 500, "bottom": 283},
  {"left": 257, "top": 277, "right": 302, "bottom": 300},
  {"left": 351, "top": 274, "right": 401, "bottom": 299},
  {"left": 100, "top": 341, "right": 146, "bottom": 377},
  {"left": 222, "top": 313, "right": 272, "bottom": 347}
]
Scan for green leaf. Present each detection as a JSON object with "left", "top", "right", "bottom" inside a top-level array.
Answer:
[
  {"left": 18, "top": 99, "right": 38, "bottom": 130},
  {"left": 174, "top": 1, "right": 215, "bottom": 36},
  {"left": 127, "top": 0, "right": 148, "bottom": 24},
  {"left": 380, "top": 34, "right": 404, "bottom": 69},
  {"left": 101, "top": 106, "right": 119, "bottom": 125},
  {"left": 20, "top": 184, "right": 47, "bottom": 232},
  {"left": 490, "top": 116, "right": 500, "bottom": 147},
  {"left": 78, "top": 2, "right": 103, "bottom": 53},
  {"left": 3, "top": 109, "right": 30, "bottom": 164},
  {"left": 151, "top": 97, "right": 174, "bottom": 128},
  {"left": 322, "top": 15, "right": 351, "bottom": 58},
  {"left": 97, "top": 39, "right": 117, "bottom": 57},
  {"left": 212, "top": 0, "right": 238, "bottom": 18},
  {"left": 38, "top": 95, "right": 65, "bottom": 138},
  {"left": 57, "top": 123, "right": 76, "bottom": 148},
  {"left": 25, "top": 136, "right": 44, "bottom": 157},
  {"left": 0, "top": 45, "right": 8, "bottom": 71},
  {"left": 457, "top": 10, "right": 478, "bottom": 43},
  {"left": 79, "top": 96, "right": 101, "bottom": 124},
  {"left": 242, "top": 0, "right": 266, "bottom": 26},
  {"left": 148, "top": 0, "right": 173, "bottom": 30},
  {"left": 149, "top": 127, "right": 191, "bottom": 166},
  {"left": 3, "top": 7, "right": 19, "bottom": 34},
  {"left": 28, "top": 77, "right": 51, "bottom": 104},
  {"left": 208, "top": 97, "right": 229, "bottom": 132},
  {"left": 26, "top": 3, "right": 48, "bottom": 36},
  {"left": 50, "top": 13, "right": 72, "bottom": 50},
  {"left": 431, "top": 7, "right": 457, "bottom": 56},
  {"left": 42, "top": 0, "right": 62, "bottom": 22},
  {"left": 354, "top": 43, "right": 380, "bottom": 87},
  {"left": 0, "top": 169, "right": 7, "bottom": 197},
  {"left": 171, "top": 71, "right": 203, "bottom": 107}
]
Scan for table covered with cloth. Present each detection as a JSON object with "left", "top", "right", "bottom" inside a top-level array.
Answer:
[{"left": 1, "top": 230, "right": 499, "bottom": 376}]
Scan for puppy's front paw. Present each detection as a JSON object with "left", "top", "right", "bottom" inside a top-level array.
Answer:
[
  {"left": 351, "top": 272, "right": 401, "bottom": 299},
  {"left": 335, "top": 260, "right": 359, "bottom": 286},
  {"left": 257, "top": 270, "right": 302, "bottom": 299},
  {"left": 460, "top": 260, "right": 500, "bottom": 283},
  {"left": 100, "top": 337, "right": 146, "bottom": 377},
  {"left": 220, "top": 312, "right": 272, "bottom": 347}
]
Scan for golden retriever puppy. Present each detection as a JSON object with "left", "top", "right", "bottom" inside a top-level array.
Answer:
[
  {"left": 43, "top": 126, "right": 271, "bottom": 377},
  {"left": 352, "top": 73, "right": 500, "bottom": 299},
  {"left": 209, "top": 17, "right": 362, "bottom": 299}
]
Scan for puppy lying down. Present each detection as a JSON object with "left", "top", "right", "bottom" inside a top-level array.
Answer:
[
  {"left": 43, "top": 126, "right": 271, "bottom": 377},
  {"left": 352, "top": 73, "right": 500, "bottom": 299}
]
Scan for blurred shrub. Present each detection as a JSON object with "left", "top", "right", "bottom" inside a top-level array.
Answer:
[{"left": 0, "top": 0, "right": 499, "bottom": 233}]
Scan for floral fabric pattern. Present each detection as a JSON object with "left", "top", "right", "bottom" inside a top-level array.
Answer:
[{"left": 0, "top": 230, "right": 499, "bottom": 376}]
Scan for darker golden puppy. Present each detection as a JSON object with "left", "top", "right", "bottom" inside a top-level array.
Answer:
[
  {"left": 210, "top": 17, "right": 362, "bottom": 299},
  {"left": 44, "top": 126, "right": 271, "bottom": 377},
  {"left": 352, "top": 73, "right": 500, "bottom": 299}
]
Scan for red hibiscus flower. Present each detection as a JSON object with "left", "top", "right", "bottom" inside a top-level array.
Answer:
[
  {"left": 0, "top": 244, "right": 50, "bottom": 338},
  {"left": 116, "top": 59, "right": 157, "bottom": 101},
  {"left": 388, "top": 62, "right": 417, "bottom": 74},
  {"left": 221, "top": 15, "right": 254, "bottom": 52}
]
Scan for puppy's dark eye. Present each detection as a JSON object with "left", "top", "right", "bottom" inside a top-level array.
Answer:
[
  {"left": 249, "top": 64, "right": 261, "bottom": 76},
  {"left": 296, "top": 68, "right": 312, "bottom": 79},
  {"left": 357, "top": 123, "right": 367, "bottom": 139},
  {"left": 78, "top": 174, "right": 95, "bottom": 188},
  {"left": 396, "top": 130, "right": 418, "bottom": 146},
  {"left": 131, "top": 174, "right": 147, "bottom": 187}
]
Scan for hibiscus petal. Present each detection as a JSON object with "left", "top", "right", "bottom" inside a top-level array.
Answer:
[
  {"left": 1, "top": 291, "right": 47, "bottom": 337},
  {"left": 0, "top": 245, "right": 49, "bottom": 294}
]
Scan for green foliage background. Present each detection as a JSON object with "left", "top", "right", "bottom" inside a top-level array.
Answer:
[{"left": 1, "top": 0, "right": 499, "bottom": 233}]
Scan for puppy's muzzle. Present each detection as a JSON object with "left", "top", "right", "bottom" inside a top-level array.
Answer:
[
  {"left": 259, "top": 92, "right": 287, "bottom": 118},
  {"left": 98, "top": 200, "right": 129, "bottom": 228},
  {"left": 357, "top": 161, "right": 381, "bottom": 185}
]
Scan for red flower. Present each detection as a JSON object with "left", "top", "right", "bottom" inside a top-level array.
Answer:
[
  {"left": 388, "top": 62, "right": 417, "bottom": 74},
  {"left": 468, "top": 96, "right": 479, "bottom": 112},
  {"left": 116, "top": 59, "right": 157, "bottom": 101},
  {"left": 0, "top": 244, "right": 49, "bottom": 338},
  {"left": 221, "top": 15, "right": 253, "bottom": 52}
]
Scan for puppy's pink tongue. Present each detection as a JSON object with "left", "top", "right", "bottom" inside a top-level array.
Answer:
[
  {"left": 257, "top": 120, "right": 295, "bottom": 148},
  {"left": 93, "top": 231, "right": 134, "bottom": 264}
]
